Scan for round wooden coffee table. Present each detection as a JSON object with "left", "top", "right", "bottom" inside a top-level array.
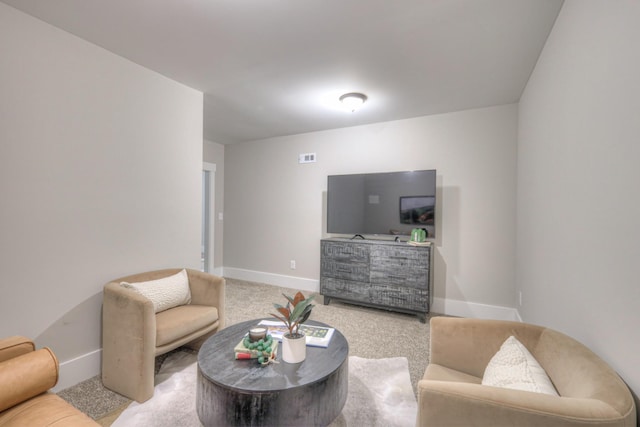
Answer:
[{"left": 196, "top": 318, "right": 349, "bottom": 427}]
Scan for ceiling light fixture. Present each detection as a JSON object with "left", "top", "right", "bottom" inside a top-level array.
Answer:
[{"left": 339, "top": 92, "right": 367, "bottom": 112}]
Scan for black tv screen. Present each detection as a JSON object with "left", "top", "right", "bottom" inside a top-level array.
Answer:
[{"left": 327, "top": 170, "right": 436, "bottom": 238}]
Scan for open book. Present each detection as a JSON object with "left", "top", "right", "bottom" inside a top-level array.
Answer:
[{"left": 257, "top": 320, "right": 335, "bottom": 348}]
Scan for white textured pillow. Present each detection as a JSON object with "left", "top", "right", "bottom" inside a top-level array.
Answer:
[
  {"left": 482, "top": 336, "right": 559, "bottom": 396},
  {"left": 121, "top": 269, "right": 191, "bottom": 313}
]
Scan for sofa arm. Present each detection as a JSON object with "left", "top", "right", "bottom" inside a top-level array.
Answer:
[
  {"left": 186, "top": 270, "right": 225, "bottom": 330},
  {"left": 102, "top": 281, "right": 156, "bottom": 400},
  {"left": 417, "top": 380, "right": 626, "bottom": 427},
  {"left": 429, "top": 317, "right": 546, "bottom": 378},
  {"left": 0, "top": 348, "right": 58, "bottom": 412},
  {"left": 0, "top": 336, "right": 35, "bottom": 363}
]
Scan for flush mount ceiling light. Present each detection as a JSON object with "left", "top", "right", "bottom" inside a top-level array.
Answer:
[{"left": 339, "top": 92, "right": 367, "bottom": 112}]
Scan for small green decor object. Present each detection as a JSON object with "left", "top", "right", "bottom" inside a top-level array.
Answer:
[
  {"left": 271, "top": 291, "right": 315, "bottom": 338},
  {"left": 234, "top": 333, "right": 277, "bottom": 366}
]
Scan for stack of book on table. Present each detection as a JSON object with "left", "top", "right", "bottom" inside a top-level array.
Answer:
[
  {"left": 233, "top": 335, "right": 277, "bottom": 360},
  {"left": 256, "top": 320, "right": 335, "bottom": 348}
]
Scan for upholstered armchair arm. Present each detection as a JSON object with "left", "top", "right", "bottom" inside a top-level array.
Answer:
[
  {"left": 102, "top": 281, "right": 156, "bottom": 401},
  {"left": 429, "top": 317, "right": 545, "bottom": 377},
  {"left": 417, "top": 380, "right": 625, "bottom": 427},
  {"left": 0, "top": 348, "right": 59, "bottom": 412},
  {"left": 0, "top": 336, "right": 35, "bottom": 363},
  {"left": 186, "top": 269, "right": 225, "bottom": 330}
]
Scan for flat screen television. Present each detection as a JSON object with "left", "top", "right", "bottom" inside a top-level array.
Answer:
[{"left": 327, "top": 169, "right": 436, "bottom": 238}]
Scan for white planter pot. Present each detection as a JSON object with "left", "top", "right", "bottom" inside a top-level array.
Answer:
[{"left": 282, "top": 333, "right": 306, "bottom": 363}]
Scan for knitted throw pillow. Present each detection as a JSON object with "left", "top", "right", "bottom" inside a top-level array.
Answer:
[
  {"left": 482, "top": 335, "right": 558, "bottom": 396},
  {"left": 121, "top": 269, "right": 191, "bottom": 313}
]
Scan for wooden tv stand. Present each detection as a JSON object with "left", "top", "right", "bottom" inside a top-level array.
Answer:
[{"left": 320, "top": 238, "right": 432, "bottom": 322}]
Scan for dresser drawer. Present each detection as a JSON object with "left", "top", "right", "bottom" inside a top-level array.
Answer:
[
  {"left": 321, "top": 241, "right": 369, "bottom": 263},
  {"left": 370, "top": 245, "right": 428, "bottom": 287},
  {"left": 370, "top": 245, "right": 429, "bottom": 263},
  {"left": 370, "top": 245, "right": 429, "bottom": 268},
  {"left": 320, "top": 277, "right": 370, "bottom": 301},
  {"left": 369, "top": 268, "right": 428, "bottom": 288},
  {"left": 368, "top": 283, "right": 429, "bottom": 312},
  {"left": 321, "top": 260, "right": 369, "bottom": 282},
  {"left": 321, "top": 278, "right": 428, "bottom": 313}
]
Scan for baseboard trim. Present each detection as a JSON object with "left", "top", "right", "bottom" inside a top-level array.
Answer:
[
  {"left": 514, "top": 309, "right": 523, "bottom": 322},
  {"left": 223, "top": 267, "right": 519, "bottom": 321},
  {"left": 52, "top": 272, "right": 520, "bottom": 391},
  {"left": 52, "top": 348, "right": 102, "bottom": 392},
  {"left": 223, "top": 267, "right": 319, "bottom": 293},
  {"left": 432, "top": 297, "right": 521, "bottom": 321}
]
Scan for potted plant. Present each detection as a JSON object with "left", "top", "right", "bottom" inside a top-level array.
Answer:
[{"left": 271, "top": 291, "right": 315, "bottom": 363}]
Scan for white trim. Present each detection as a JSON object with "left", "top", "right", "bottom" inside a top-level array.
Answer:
[
  {"left": 202, "top": 162, "right": 216, "bottom": 273},
  {"left": 223, "top": 267, "right": 319, "bottom": 293},
  {"left": 514, "top": 309, "right": 523, "bottom": 322},
  {"left": 52, "top": 348, "right": 102, "bottom": 392},
  {"left": 223, "top": 267, "right": 520, "bottom": 321},
  {"left": 432, "top": 297, "right": 521, "bottom": 321},
  {"left": 48, "top": 291, "right": 520, "bottom": 392},
  {"left": 203, "top": 162, "right": 216, "bottom": 172}
]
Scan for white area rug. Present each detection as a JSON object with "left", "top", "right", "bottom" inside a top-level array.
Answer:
[{"left": 112, "top": 351, "right": 417, "bottom": 427}]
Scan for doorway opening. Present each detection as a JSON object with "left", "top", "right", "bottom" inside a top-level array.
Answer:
[{"left": 201, "top": 162, "right": 216, "bottom": 272}]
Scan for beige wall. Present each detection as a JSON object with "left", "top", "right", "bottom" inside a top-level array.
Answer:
[
  {"left": 518, "top": 0, "right": 640, "bottom": 397},
  {"left": 0, "top": 3, "right": 203, "bottom": 387},
  {"left": 224, "top": 104, "right": 518, "bottom": 317},
  {"left": 204, "top": 140, "right": 225, "bottom": 271}
]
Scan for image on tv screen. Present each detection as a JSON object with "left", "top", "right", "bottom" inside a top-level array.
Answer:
[{"left": 399, "top": 196, "right": 435, "bottom": 225}]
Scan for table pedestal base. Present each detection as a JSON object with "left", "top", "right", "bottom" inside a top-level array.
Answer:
[{"left": 196, "top": 359, "right": 348, "bottom": 427}]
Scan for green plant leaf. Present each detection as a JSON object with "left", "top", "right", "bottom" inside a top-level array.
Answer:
[
  {"left": 272, "top": 292, "right": 315, "bottom": 335},
  {"left": 289, "top": 296, "right": 315, "bottom": 331},
  {"left": 283, "top": 294, "right": 300, "bottom": 311},
  {"left": 289, "top": 298, "right": 310, "bottom": 321},
  {"left": 299, "top": 304, "right": 314, "bottom": 324}
]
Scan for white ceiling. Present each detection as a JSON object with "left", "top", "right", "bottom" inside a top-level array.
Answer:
[{"left": 3, "top": 0, "right": 564, "bottom": 144}]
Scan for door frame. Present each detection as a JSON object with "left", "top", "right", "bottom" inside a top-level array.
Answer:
[{"left": 202, "top": 162, "right": 216, "bottom": 272}]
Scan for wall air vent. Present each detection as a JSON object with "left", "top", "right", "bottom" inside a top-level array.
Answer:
[{"left": 298, "top": 153, "right": 317, "bottom": 164}]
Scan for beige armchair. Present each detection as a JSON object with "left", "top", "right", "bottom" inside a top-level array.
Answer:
[
  {"left": 417, "top": 317, "right": 636, "bottom": 427},
  {"left": 0, "top": 336, "right": 98, "bottom": 426},
  {"left": 102, "top": 268, "right": 225, "bottom": 402}
]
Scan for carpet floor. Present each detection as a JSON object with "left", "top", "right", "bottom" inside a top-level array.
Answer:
[
  {"left": 58, "top": 277, "right": 441, "bottom": 424},
  {"left": 111, "top": 351, "right": 417, "bottom": 427}
]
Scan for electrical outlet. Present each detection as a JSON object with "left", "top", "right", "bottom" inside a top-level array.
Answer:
[{"left": 290, "top": 260, "right": 296, "bottom": 269}]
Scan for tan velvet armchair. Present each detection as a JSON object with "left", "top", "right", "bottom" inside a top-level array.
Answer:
[
  {"left": 417, "top": 317, "right": 636, "bottom": 427},
  {"left": 0, "top": 336, "right": 98, "bottom": 426},
  {"left": 102, "top": 268, "right": 225, "bottom": 402}
]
